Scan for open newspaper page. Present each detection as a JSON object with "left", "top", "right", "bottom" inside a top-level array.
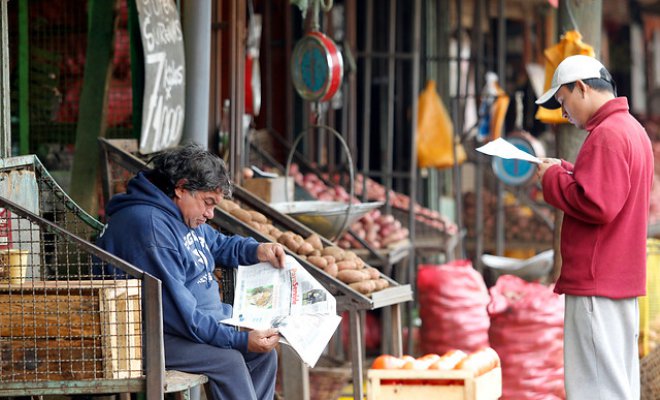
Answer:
[{"left": 221, "top": 255, "right": 341, "bottom": 367}]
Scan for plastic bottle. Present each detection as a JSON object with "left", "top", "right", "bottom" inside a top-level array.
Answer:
[{"left": 476, "top": 72, "right": 499, "bottom": 142}]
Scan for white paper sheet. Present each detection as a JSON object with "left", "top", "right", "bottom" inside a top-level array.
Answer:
[
  {"left": 221, "top": 256, "right": 341, "bottom": 368},
  {"left": 476, "top": 137, "right": 542, "bottom": 164}
]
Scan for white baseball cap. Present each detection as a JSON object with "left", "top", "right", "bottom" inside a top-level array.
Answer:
[{"left": 535, "top": 55, "right": 608, "bottom": 110}]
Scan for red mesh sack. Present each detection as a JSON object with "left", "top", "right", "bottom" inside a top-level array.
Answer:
[
  {"left": 488, "top": 275, "right": 565, "bottom": 400},
  {"left": 417, "top": 260, "right": 490, "bottom": 355}
]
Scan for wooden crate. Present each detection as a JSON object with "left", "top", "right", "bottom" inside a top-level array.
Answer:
[
  {"left": 367, "top": 367, "right": 502, "bottom": 400},
  {"left": 0, "top": 280, "right": 142, "bottom": 381},
  {"left": 243, "top": 177, "right": 293, "bottom": 203}
]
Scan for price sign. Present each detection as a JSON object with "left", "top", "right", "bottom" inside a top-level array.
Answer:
[{"left": 135, "top": 0, "right": 185, "bottom": 154}]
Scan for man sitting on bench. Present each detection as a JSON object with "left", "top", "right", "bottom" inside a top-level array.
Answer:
[{"left": 98, "top": 144, "right": 286, "bottom": 400}]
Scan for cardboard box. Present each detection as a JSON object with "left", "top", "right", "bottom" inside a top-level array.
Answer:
[
  {"left": 243, "top": 177, "right": 294, "bottom": 204},
  {"left": 0, "top": 280, "right": 142, "bottom": 381},
  {"left": 367, "top": 367, "right": 502, "bottom": 400}
]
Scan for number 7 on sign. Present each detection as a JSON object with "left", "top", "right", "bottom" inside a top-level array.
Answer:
[{"left": 141, "top": 51, "right": 166, "bottom": 151}]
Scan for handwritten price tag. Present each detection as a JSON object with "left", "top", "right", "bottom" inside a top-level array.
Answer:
[{"left": 136, "top": 0, "right": 185, "bottom": 154}]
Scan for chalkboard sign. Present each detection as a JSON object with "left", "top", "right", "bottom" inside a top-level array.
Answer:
[{"left": 135, "top": 0, "right": 185, "bottom": 154}]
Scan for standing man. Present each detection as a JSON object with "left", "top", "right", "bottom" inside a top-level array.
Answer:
[
  {"left": 97, "top": 144, "right": 286, "bottom": 400},
  {"left": 535, "top": 55, "right": 654, "bottom": 399}
]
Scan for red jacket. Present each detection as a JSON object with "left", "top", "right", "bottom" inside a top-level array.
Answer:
[{"left": 542, "top": 97, "right": 654, "bottom": 298}]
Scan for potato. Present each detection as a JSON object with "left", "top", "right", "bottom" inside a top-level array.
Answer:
[
  {"left": 269, "top": 226, "right": 283, "bottom": 240},
  {"left": 322, "top": 255, "right": 336, "bottom": 265},
  {"left": 247, "top": 221, "right": 263, "bottom": 232},
  {"left": 365, "top": 267, "right": 380, "bottom": 280},
  {"left": 336, "top": 260, "right": 358, "bottom": 271},
  {"left": 374, "top": 278, "right": 390, "bottom": 291},
  {"left": 322, "top": 246, "right": 344, "bottom": 258},
  {"left": 305, "top": 234, "right": 323, "bottom": 250},
  {"left": 307, "top": 256, "right": 328, "bottom": 270},
  {"left": 297, "top": 242, "right": 315, "bottom": 256},
  {"left": 248, "top": 210, "right": 268, "bottom": 224},
  {"left": 277, "top": 231, "right": 294, "bottom": 244},
  {"left": 291, "top": 233, "right": 305, "bottom": 244},
  {"left": 337, "top": 269, "right": 368, "bottom": 284},
  {"left": 324, "top": 262, "right": 338, "bottom": 278},
  {"left": 283, "top": 238, "right": 301, "bottom": 252},
  {"left": 230, "top": 208, "right": 252, "bottom": 223},
  {"left": 349, "top": 280, "right": 377, "bottom": 294},
  {"left": 218, "top": 199, "right": 239, "bottom": 212}
]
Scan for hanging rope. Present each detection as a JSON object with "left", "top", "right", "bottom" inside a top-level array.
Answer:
[
  {"left": 565, "top": 0, "right": 579, "bottom": 33},
  {"left": 289, "top": 0, "right": 333, "bottom": 31},
  {"left": 319, "top": 0, "right": 334, "bottom": 12}
]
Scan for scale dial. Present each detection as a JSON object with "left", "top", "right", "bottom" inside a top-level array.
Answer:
[
  {"left": 492, "top": 134, "right": 544, "bottom": 186},
  {"left": 291, "top": 31, "right": 343, "bottom": 102}
]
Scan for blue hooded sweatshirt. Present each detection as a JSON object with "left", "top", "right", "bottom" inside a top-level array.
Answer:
[{"left": 97, "top": 172, "right": 260, "bottom": 353}]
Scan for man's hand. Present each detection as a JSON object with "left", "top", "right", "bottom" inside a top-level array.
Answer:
[
  {"left": 257, "top": 243, "right": 286, "bottom": 268},
  {"left": 536, "top": 157, "right": 562, "bottom": 181},
  {"left": 247, "top": 328, "right": 280, "bottom": 352}
]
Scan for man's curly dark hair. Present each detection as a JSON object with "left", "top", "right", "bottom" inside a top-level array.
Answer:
[{"left": 144, "top": 143, "right": 233, "bottom": 198}]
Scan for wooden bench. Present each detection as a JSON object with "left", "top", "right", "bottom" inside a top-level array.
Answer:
[
  {"left": 115, "top": 371, "right": 208, "bottom": 400},
  {"left": 164, "top": 370, "right": 209, "bottom": 400}
]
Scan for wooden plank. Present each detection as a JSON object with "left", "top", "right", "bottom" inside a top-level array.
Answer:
[
  {"left": 99, "top": 284, "right": 142, "bottom": 379},
  {"left": 0, "top": 280, "right": 143, "bottom": 380},
  {"left": 0, "top": 378, "right": 145, "bottom": 396},
  {"left": 0, "top": 293, "right": 100, "bottom": 337},
  {"left": 0, "top": 338, "right": 103, "bottom": 381}
]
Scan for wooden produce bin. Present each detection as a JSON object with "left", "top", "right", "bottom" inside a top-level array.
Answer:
[
  {"left": 367, "top": 368, "right": 502, "bottom": 400},
  {"left": 0, "top": 280, "right": 142, "bottom": 381}
]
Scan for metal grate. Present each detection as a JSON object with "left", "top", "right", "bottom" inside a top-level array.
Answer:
[
  {"left": 7, "top": 0, "right": 133, "bottom": 159},
  {"left": 0, "top": 197, "right": 144, "bottom": 386},
  {"left": 0, "top": 156, "right": 164, "bottom": 397}
]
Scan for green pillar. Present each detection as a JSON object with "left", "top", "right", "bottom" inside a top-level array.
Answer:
[
  {"left": 70, "top": 0, "right": 117, "bottom": 214},
  {"left": 18, "top": 0, "right": 29, "bottom": 155}
]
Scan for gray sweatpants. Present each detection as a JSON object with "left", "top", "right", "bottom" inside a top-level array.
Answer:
[
  {"left": 564, "top": 295, "right": 640, "bottom": 400},
  {"left": 164, "top": 334, "right": 278, "bottom": 400}
]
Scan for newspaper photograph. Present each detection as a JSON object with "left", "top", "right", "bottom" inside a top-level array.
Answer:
[{"left": 222, "top": 255, "right": 341, "bottom": 367}]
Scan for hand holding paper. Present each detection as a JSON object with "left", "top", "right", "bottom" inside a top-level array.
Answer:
[
  {"left": 476, "top": 137, "right": 541, "bottom": 164},
  {"left": 222, "top": 256, "right": 341, "bottom": 367}
]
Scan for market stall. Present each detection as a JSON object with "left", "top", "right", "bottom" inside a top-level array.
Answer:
[{"left": 98, "top": 137, "right": 413, "bottom": 400}]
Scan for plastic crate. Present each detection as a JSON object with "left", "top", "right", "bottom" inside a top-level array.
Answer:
[
  {"left": 640, "top": 239, "right": 660, "bottom": 357},
  {"left": 367, "top": 368, "right": 501, "bottom": 400}
]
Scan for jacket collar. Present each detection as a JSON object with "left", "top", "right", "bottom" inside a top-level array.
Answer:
[{"left": 586, "top": 97, "right": 629, "bottom": 132}]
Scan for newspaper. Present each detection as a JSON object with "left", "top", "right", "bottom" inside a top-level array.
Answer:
[
  {"left": 221, "top": 255, "right": 341, "bottom": 368},
  {"left": 476, "top": 137, "right": 542, "bottom": 164}
]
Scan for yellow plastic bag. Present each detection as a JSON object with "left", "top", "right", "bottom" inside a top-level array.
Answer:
[
  {"left": 490, "top": 83, "right": 510, "bottom": 141},
  {"left": 535, "top": 30, "right": 595, "bottom": 124},
  {"left": 417, "top": 80, "right": 466, "bottom": 169}
]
